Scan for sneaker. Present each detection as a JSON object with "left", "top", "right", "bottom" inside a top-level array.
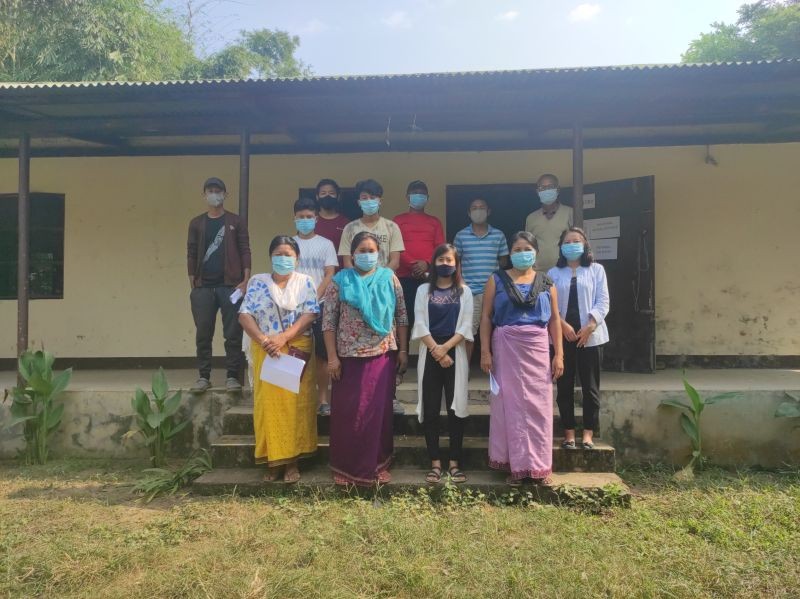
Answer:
[
  {"left": 225, "top": 377, "right": 242, "bottom": 392},
  {"left": 191, "top": 377, "right": 211, "bottom": 393},
  {"left": 317, "top": 403, "right": 331, "bottom": 416},
  {"left": 392, "top": 398, "right": 405, "bottom": 415}
]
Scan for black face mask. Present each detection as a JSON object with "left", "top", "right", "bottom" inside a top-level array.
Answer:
[{"left": 318, "top": 196, "right": 338, "bottom": 211}]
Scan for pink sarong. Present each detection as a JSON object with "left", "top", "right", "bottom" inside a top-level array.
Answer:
[{"left": 488, "top": 324, "right": 553, "bottom": 480}]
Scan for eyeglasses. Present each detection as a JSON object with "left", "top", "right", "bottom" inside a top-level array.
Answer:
[{"left": 537, "top": 184, "right": 558, "bottom": 191}]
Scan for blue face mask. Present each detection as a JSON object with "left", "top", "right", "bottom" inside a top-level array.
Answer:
[
  {"left": 409, "top": 194, "right": 428, "bottom": 209},
  {"left": 561, "top": 242, "right": 584, "bottom": 261},
  {"left": 271, "top": 255, "right": 296, "bottom": 275},
  {"left": 354, "top": 251, "right": 379, "bottom": 272},
  {"left": 510, "top": 250, "right": 536, "bottom": 269},
  {"left": 295, "top": 217, "right": 316, "bottom": 235},
  {"left": 538, "top": 189, "right": 558, "bottom": 205},
  {"left": 359, "top": 199, "right": 380, "bottom": 216}
]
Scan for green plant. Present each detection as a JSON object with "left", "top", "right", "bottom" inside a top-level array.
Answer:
[
  {"left": 133, "top": 449, "right": 212, "bottom": 502},
  {"left": 775, "top": 392, "right": 800, "bottom": 423},
  {"left": 660, "top": 377, "right": 738, "bottom": 473},
  {"left": 125, "top": 368, "right": 187, "bottom": 467},
  {"left": 3, "top": 350, "right": 72, "bottom": 465}
]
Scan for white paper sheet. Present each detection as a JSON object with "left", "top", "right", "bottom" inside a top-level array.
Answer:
[
  {"left": 582, "top": 193, "right": 596, "bottom": 210},
  {"left": 259, "top": 353, "right": 306, "bottom": 393},
  {"left": 229, "top": 288, "right": 243, "bottom": 304},
  {"left": 592, "top": 238, "right": 618, "bottom": 261},
  {"left": 489, "top": 372, "right": 501, "bottom": 396},
  {"left": 584, "top": 216, "right": 620, "bottom": 240}
]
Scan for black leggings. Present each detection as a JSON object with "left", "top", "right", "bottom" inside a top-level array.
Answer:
[
  {"left": 556, "top": 342, "right": 601, "bottom": 432},
  {"left": 421, "top": 338, "right": 465, "bottom": 462}
]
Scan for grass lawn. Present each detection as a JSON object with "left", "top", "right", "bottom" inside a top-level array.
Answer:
[{"left": 0, "top": 459, "right": 798, "bottom": 598}]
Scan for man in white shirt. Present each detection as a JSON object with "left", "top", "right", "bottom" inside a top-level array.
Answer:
[
  {"left": 293, "top": 196, "right": 339, "bottom": 416},
  {"left": 525, "top": 173, "right": 573, "bottom": 272}
]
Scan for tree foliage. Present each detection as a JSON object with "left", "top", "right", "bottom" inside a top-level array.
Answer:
[
  {"left": 0, "top": 0, "right": 309, "bottom": 82},
  {"left": 682, "top": 0, "right": 800, "bottom": 62}
]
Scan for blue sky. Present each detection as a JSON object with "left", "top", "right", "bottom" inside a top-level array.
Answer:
[{"left": 197, "top": 0, "right": 744, "bottom": 75}]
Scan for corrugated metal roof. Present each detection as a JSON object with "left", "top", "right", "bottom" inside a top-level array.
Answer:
[{"left": 1, "top": 59, "right": 798, "bottom": 90}]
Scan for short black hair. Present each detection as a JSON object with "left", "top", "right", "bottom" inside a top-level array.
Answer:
[
  {"left": 350, "top": 231, "right": 381, "bottom": 255},
  {"left": 355, "top": 179, "right": 383, "bottom": 197},
  {"left": 469, "top": 197, "right": 490, "bottom": 209},
  {"left": 315, "top": 178, "right": 340, "bottom": 195},
  {"left": 406, "top": 180, "right": 428, "bottom": 194},
  {"left": 537, "top": 173, "right": 559, "bottom": 186},
  {"left": 268, "top": 235, "right": 300, "bottom": 257},
  {"left": 556, "top": 227, "right": 594, "bottom": 267},
  {"left": 510, "top": 231, "right": 539, "bottom": 252},
  {"left": 293, "top": 196, "right": 318, "bottom": 214}
]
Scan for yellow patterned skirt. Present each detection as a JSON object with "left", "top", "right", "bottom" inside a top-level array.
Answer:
[{"left": 250, "top": 335, "right": 317, "bottom": 467}]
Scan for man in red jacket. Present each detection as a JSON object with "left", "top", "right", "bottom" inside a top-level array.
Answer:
[{"left": 187, "top": 177, "right": 251, "bottom": 392}]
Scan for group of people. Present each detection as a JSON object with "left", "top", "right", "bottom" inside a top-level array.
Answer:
[{"left": 186, "top": 174, "right": 610, "bottom": 485}]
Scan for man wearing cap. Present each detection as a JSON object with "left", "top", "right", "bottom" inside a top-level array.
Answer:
[
  {"left": 393, "top": 180, "right": 445, "bottom": 335},
  {"left": 187, "top": 177, "right": 251, "bottom": 392}
]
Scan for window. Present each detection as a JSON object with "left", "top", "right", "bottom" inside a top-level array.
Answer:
[{"left": 0, "top": 193, "right": 65, "bottom": 300}]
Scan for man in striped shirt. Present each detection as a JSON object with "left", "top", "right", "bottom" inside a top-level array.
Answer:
[{"left": 453, "top": 197, "right": 509, "bottom": 361}]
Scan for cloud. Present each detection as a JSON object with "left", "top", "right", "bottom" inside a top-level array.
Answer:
[
  {"left": 300, "top": 19, "right": 329, "bottom": 35},
  {"left": 382, "top": 11, "right": 412, "bottom": 29},
  {"left": 495, "top": 10, "right": 520, "bottom": 22},
  {"left": 569, "top": 3, "right": 601, "bottom": 22}
]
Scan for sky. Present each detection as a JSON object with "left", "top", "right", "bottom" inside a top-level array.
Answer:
[{"left": 195, "top": 0, "right": 745, "bottom": 76}]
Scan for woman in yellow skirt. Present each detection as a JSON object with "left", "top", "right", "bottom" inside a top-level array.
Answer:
[{"left": 239, "top": 235, "right": 320, "bottom": 482}]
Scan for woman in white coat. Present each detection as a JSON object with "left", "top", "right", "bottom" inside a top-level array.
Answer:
[{"left": 412, "top": 243, "right": 474, "bottom": 483}]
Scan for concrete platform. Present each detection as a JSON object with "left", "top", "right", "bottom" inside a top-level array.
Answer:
[{"left": 192, "top": 466, "right": 630, "bottom": 505}]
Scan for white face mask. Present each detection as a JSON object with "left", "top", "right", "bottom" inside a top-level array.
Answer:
[
  {"left": 470, "top": 209, "right": 488, "bottom": 224},
  {"left": 206, "top": 192, "right": 224, "bottom": 207}
]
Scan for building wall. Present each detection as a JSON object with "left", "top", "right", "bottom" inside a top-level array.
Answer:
[{"left": 0, "top": 143, "right": 798, "bottom": 359}]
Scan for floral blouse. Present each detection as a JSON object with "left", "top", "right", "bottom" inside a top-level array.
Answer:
[
  {"left": 239, "top": 273, "right": 319, "bottom": 337},
  {"left": 321, "top": 275, "right": 408, "bottom": 357}
]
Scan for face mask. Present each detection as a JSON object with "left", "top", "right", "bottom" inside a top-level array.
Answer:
[
  {"left": 205, "top": 192, "right": 224, "bottom": 207},
  {"left": 409, "top": 194, "right": 428, "bottom": 209},
  {"left": 469, "top": 209, "right": 488, "bottom": 224},
  {"left": 561, "top": 242, "right": 584, "bottom": 261},
  {"left": 318, "top": 196, "right": 338, "bottom": 211},
  {"left": 271, "top": 255, "right": 295, "bottom": 275},
  {"left": 359, "top": 199, "right": 380, "bottom": 216},
  {"left": 354, "top": 251, "right": 379, "bottom": 272},
  {"left": 510, "top": 250, "right": 536, "bottom": 269},
  {"left": 435, "top": 264, "right": 456, "bottom": 278},
  {"left": 538, "top": 189, "right": 558, "bottom": 205},
  {"left": 295, "top": 217, "right": 316, "bottom": 235}
]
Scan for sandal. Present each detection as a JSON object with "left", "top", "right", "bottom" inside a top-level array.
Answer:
[
  {"left": 447, "top": 467, "right": 467, "bottom": 484},
  {"left": 264, "top": 467, "right": 281, "bottom": 482},
  {"left": 425, "top": 466, "right": 443, "bottom": 484},
  {"left": 582, "top": 441, "right": 595, "bottom": 450},
  {"left": 561, "top": 440, "right": 577, "bottom": 450},
  {"left": 377, "top": 470, "right": 392, "bottom": 484},
  {"left": 283, "top": 469, "right": 301, "bottom": 484}
]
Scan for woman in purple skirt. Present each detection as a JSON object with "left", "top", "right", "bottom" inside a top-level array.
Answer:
[
  {"left": 480, "top": 231, "right": 564, "bottom": 485},
  {"left": 322, "top": 231, "right": 408, "bottom": 486}
]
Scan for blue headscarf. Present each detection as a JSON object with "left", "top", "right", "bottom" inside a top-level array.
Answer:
[{"left": 333, "top": 267, "right": 397, "bottom": 336}]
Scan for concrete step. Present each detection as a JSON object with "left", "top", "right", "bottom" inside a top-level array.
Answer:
[
  {"left": 223, "top": 405, "right": 586, "bottom": 437},
  {"left": 210, "top": 434, "right": 615, "bottom": 472},
  {"left": 192, "top": 466, "right": 629, "bottom": 506}
]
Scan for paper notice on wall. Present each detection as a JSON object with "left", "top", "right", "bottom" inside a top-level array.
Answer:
[
  {"left": 582, "top": 193, "right": 596, "bottom": 210},
  {"left": 592, "top": 238, "right": 618, "bottom": 261},
  {"left": 260, "top": 353, "right": 306, "bottom": 393},
  {"left": 584, "top": 216, "right": 620, "bottom": 240}
]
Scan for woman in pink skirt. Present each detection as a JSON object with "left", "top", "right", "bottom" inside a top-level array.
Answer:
[{"left": 479, "top": 231, "right": 564, "bottom": 485}]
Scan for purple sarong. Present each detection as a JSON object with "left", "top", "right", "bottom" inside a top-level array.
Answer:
[
  {"left": 488, "top": 324, "right": 553, "bottom": 480},
  {"left": 329, "top": 352, "right": 394, "bottom": 485}
]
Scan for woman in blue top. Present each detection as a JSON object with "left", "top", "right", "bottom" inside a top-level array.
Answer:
[
  {"left": 548, "top": 227, "right": 610, "bottom": 450},
  {"left": 480, "top": 231, "right": 564, "bottom": 485}
]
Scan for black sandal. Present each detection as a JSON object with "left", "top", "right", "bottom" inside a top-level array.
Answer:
[
  {"left": 447, "top": 467, "right": 467, "bottom": 484},
  {"left": 425, "top": 467, "right": 443, "bottom": 483},
  {"left": 561, "top": 440, "right": 577, "bottom": 450},
  {"left": 582, "top": 441, "right": 595, "bottom": 450}
]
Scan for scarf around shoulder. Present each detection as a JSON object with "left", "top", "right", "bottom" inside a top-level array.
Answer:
[
  {"left": 333, "top": 267, "right": 397, "bottom": 336},
  {"left": 495, "top": 269, "right": 552, "bottom": 309}
]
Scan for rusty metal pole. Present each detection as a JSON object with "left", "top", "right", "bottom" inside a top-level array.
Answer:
[
  {"left": 239, "top": 128, "right": 250, "bottom": 226},
  {"left": 17, "top": 133, "right": 31, "bottom": 362},
  {"left": 572, "top": 122, "right": 584, "bottom": 228}
]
